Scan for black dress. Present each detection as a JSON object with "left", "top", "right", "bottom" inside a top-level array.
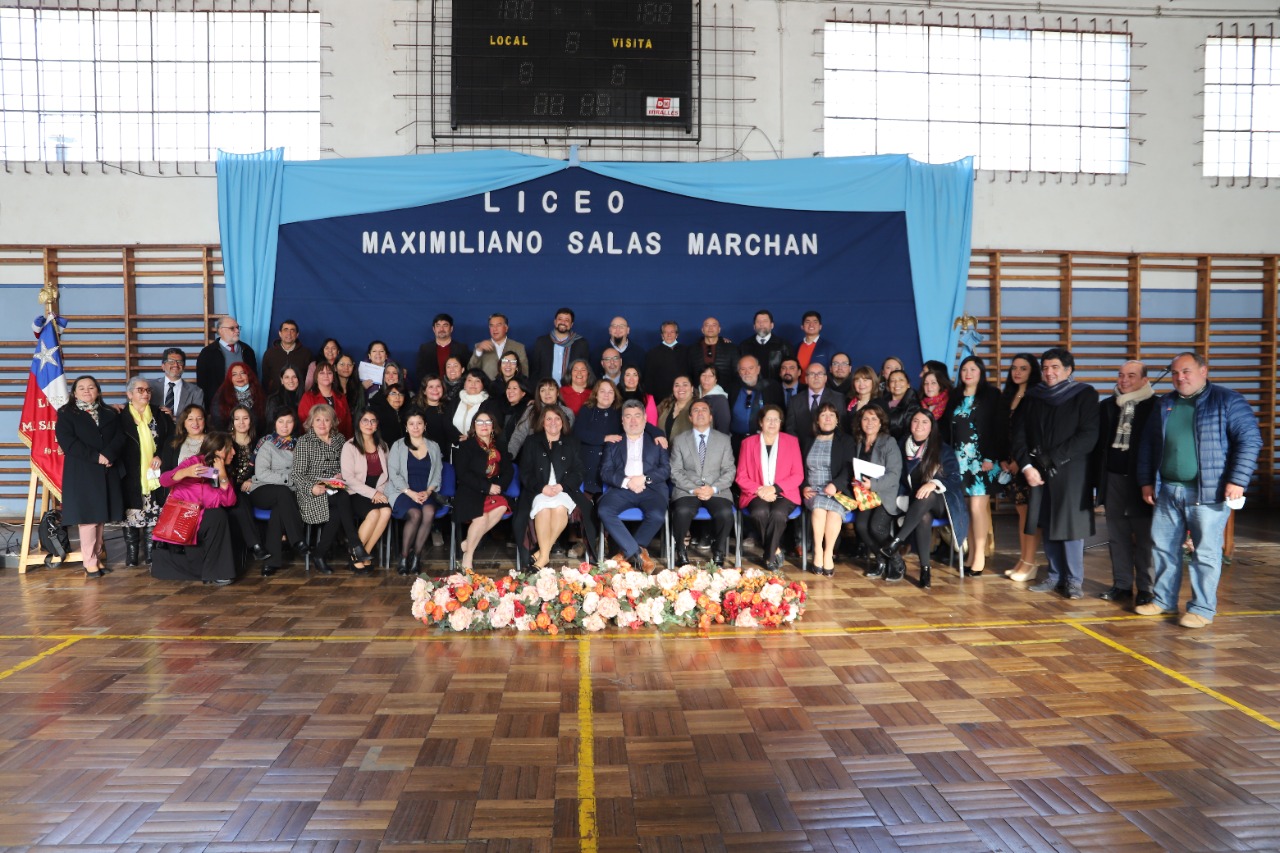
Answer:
[{"left": 54, "top": 403, "right": 125, "bottom": 527}]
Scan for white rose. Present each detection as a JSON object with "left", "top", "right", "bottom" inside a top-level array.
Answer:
[
  {"left": 522, "top": 585, "right": 541, "bottom": 605},
  {"left": 720, "top": 568, "right": 743, "bottom": 588},
  {"left": 673, "top": 589, "right": 697, "bottom": 617},
  {"left": 433, "top": 588, "right": 452, "bottom": 608},
  {"left": 690, "top": 571, "right": 712, "bottom": 592},
  {"left": 583, "top": 613, "right": 607, "bottom": 632},
  {"left": 411, "top": 598, "right": 428, "bottom": 620},
  {"left": 760, "top": 583, "right": 784, "bottom": 607},
  {"left": 582, "top": 591, "right": 600, "bottom": 615},
  {"left": 734, "top": 611, "right": 758, "bottom": 628},
  {"left": 489, "top": 607, "right": 512, "bottom": 629},
  {"left": 410, "top": 577, "right": 430, "bottom": 601},
  {"left": 535, "top": 573, "right": 560, "bottom": 602},
  {"left": 449, "top": 607, "right": 474, "bottom": 631},
  {"left": 514, "top": 614, "right": 533, "bottom": 631},
  {"left": 654, "top": 569, "right": 680, "bottom": 591},
  {"left": 596, "top": 596, "right": 621, "bottom": 619}
]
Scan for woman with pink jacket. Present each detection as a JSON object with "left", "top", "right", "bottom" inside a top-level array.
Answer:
[
  {"left": 152, "top": 432, "right": 239, "bottom": 585},
  {"left": 341, "top": 409, "right": 391, "bottom": 575},
  {"left": 735, "top": 404, "right": 803, "bottom": 570}
]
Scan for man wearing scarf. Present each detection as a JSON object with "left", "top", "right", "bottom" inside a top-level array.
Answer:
[
  {"left": 1136, "top": 352, "right": 1262, "bottom": 629},
  {"left": 1092, "top": 360, "right": 1157, "bottom": 607},
  {"left": 1011, "top": 347, "right": 1100, "bottom": 601},
  {"left": 529, "top": 307, "right": 590, "bottom": 385}
]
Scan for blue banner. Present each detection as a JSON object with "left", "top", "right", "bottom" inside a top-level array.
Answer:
[{"left": 273, "top": 169, "right": 920, "bottom": 381}]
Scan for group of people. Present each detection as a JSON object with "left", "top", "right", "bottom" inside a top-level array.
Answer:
[{"left": 55, "top": 308, "right": 1261, "bottom": 630}]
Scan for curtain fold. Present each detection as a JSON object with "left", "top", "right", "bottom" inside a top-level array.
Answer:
[{"left": 216, "top": 148, "right": 285, "bottom": 357}]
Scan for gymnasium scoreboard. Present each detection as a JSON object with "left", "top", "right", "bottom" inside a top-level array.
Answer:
[{"left": 451, "top": 0, "right": 695, "bottom": 131}]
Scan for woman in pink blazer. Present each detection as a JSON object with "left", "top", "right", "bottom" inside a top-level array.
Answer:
[
  {"left": 341, "top": 410, "right": 391, "bottom": 575},
  {"left": 735, "top": 404, "right": 803, "bottom": 570},
  {"left": 152, "top": 433, "right": 239, "bottom": 585}
]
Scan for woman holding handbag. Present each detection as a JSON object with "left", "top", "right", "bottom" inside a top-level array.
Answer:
[
  {"left": 151, "top": 432, "right": 238, "bottom": 585},
  {"left": 852, "top": 403, "right": 905, "bottom": 581}
]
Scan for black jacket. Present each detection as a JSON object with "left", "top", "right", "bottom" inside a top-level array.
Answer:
[
  {"left": 1092, "top": 391, "right": 1157, "bottom": 506},
  {"left": 799, "top": 430, "right": 857, "bottom": 498},
  {"left": 528, "top": 333, "right": 591, "bottom": 383},
  {"left": 453, "top": 436, "right": 515, "bottom": 525},
  {"left": 1011, "top": 384, "right": 1100, "bottom": 541},
  {"left": 738, "top": 336, "right": 794, "bottom": 381},
  {"left": 785, "top": 387, "right": 847, "bottom": 438},
  {"left": 685, "top": 338, "right": 739, "bottom": 391},
  {"left": 643, "top": 342, "right": 688, "bottom": 402},
  {"left": 944, "top": 385, "right": 1008, "bottom": 465},
  {"left": 120, "top": 406, "right": 175, "bottom": 510},
  {"left": 195, "top": 340, "right": 258, "bottom": 405},
  {"left": 54, "top": 403, "right": 125, "bottom": 527},
  {"left": 414, "top": 340, "right": 470, "bottom": 386},
  {"left": 514, "top": 434, "right": 598, "bottom": 560},
  {"left": 881, "top": 388, "right": 922, "bottom": 441}
]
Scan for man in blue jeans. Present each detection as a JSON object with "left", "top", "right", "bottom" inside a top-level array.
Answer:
[{"left": 1135, "top": 352, "right": 1261, "bottom": 628}]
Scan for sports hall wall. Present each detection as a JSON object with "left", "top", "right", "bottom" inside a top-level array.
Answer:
[{"left": 1, "top": 0, "right": 1277, "bottom": 517}]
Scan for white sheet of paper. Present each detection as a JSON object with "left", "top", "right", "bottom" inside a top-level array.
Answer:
[
  {"left": 854, "top": 458, "right": 886, "bottom": 481},
  {"left": 358, "top": 361, "right": 384, "bottom": 384}
]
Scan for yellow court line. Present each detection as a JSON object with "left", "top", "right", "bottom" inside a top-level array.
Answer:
[
  {"left": 577, "top": 637, "right": 597, "bottom": 853},
  {"left": 0, "top": 637, "right": 81, "bottom": 682},
  {"left": 1069, "top": 622, "right": 1280, "bottom": 732}
]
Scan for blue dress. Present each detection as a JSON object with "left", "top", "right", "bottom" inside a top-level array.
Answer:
[{"left": 392, "top": 450, "right": 435, "bottom": 519}]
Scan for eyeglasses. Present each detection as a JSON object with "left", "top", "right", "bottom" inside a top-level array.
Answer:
[
  {"left": 359, "top": 418, "right": 378, "bottom": 425},
  {"left": 602, "top": 356, "right": 621, "bottom": 362},
  {"left": 831, "top": 361, "right": 851, "bottom": 368},
  {"left": 132, "top": 387, "right": 151, "bottom": 394},
  {"left": 221, "top": 324, "right": 240, "bottom": 331},
  {"left": 474, "top": 420, "right": 493, "bottom": 426},
  {"left": 163, "top": 359, "right": 183, "bottom": 366},
  {"left": 388, "top": 390, "right": 404, "bottom": 396}
]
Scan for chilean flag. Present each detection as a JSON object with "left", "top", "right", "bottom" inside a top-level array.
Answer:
[{"left": 19, "top": 315, "right": 70, "bottom": 495}]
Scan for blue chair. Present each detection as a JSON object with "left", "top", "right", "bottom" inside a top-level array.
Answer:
[
  {"left": 597, "top": 482, "right": 670, "bottom": 569},
  {"left": 666, "top": 504, "right": 741, "bottom": 566},
  {"left": 735, "top": 503, "right": 807, "bottom": 572}
]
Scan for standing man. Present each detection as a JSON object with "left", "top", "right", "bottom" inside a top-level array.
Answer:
[
  {"left": 469, "top": 313, "right": 528, "bottom": 380},
  {"left": 1093, "top": 360, "right": 1157, "bottom": 606},
  {"left": 738, "top": 309, "right": 793, "bottom": 381},
  {"left": 148, "top": 347, "right": 204, "bottom": 416},
  {"left": 784, "top": 361, "right": 846, "bottom": 437},
  {"left": 259, "top": 318, "right": 313, "bottom": 393},
  {"left": 669, "top": 400, "right": 736, "bottom": 566},
  {"left": 606, "top": 316, "right": 645, "bottom": 372},
  {"left": 1136, "top": 352, "right": 1261, "bottom": 628},
  {"left": 778, "top": 358, "right": 803, "bottom": 408},
  {"left": 1011, "top": 348, "right": 1099, "bottom": 601},
  {"left": 415, "top": 313, "right": 470, "bottom": 384},
  {"left": 195, "top": 315, "right": 258, "bottom": 404},
  {"left": 599, "top": 348, "right": 624, "bottom": 385},
  {"left": 529, "top": 307, "right": 590, "bottom": 385},
  {"left": 686, "top": 317, "right": 738, "bottom": 389},
  {"left": 728, "top": 354, "right": 783, "bottom": 454},
  {"left": 598, "top": 400, "right": 671, "bottom": 572},
  {"left": 644, "top": 321, "right": 686, "bottom": 402},
  {"left": 795, "top": 310, "right": 836, "bottom": 371}
]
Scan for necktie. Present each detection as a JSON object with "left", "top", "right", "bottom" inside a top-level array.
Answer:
[
  {"left": 811, "top": 394, "right": 819, "bottom": 412},
  {"left": 165, "top": 381, "right": 175, "bottom": 410},
  {"left": 697, "top": 433, "right": 706, "bottom": 471}
]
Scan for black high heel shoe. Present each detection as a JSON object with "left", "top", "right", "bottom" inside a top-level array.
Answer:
[
  {"left": 350, "top": 543, "right": 372, "bottom": 563},
  {"left": 918, "top": 565, "right": 932, "bottom": 589},
  {"left": 311, "top": 556, "right": 333, "bottom": 575}
]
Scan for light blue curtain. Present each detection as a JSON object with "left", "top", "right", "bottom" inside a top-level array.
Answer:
[
  {"left": 216, "top": 148, "right": 285, "bottom": 356},
  {"left": 217, "top": 150, "right": 974, "bottom": 364}
]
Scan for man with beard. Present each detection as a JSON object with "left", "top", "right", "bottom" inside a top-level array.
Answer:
[
  {"left": 778, "top": 358, "right": 803, "bottom": 408},
  {"left": 686, "top": 317, "right": 738, "bottom": 391},
  {"left": 606, "top": 316, "right": 644, "bottom": 373},
  {"left": 529, "top": 307, "right": 590, "bottom": 385},
  {"left": 644, "top": 321, "right": 686, "bottom": 402},
  {"left": 728, "top": 354, "right": 784, "bottom": 454},
  {"left": 738, "top": 309, "right": 793, "bottom": 381},
  {"left": 415, "top": 313, "right": 470, "bottom": 385}
]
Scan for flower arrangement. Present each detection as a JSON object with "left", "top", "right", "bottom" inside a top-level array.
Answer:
[{"left": 410, "top": 561, "right": 807, "bottom": 634}]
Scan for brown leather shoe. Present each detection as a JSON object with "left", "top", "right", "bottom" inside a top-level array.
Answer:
[{"left": 638, "top": 547, "right": 656, "bottom": 573}]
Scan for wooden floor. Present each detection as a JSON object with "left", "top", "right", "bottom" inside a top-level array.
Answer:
[{"left": 1, "top": 511, "right": 1279, "bottom": 852}]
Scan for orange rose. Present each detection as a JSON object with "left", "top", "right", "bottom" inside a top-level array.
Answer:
[
  {"left": 456, "top": 584, "right": 473, "bottom": 603},
  {"left": 431, "top": 605, "right": 444, "bottom": 622},
  {"left": 548, "top": 624, "right": 559, "bottom": 635},
  {"left": 561, "top": 606, "right": 577, "bottom": 623},
  {"left": 535, "top": 612, "right": 551, "bottom": 629},
  {"left": 475, "top": 598, "right": 490, "bottom": 611},
  {"left": 445, "top": 600, "right": 460, "bottom": 612},
  {"left": 559, "top": 589, "right": 574, "bottom": 605}
]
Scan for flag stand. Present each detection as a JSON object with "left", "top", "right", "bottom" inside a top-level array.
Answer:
[{"left": 17, "top": 468, "right": 84, "bottom": 574}]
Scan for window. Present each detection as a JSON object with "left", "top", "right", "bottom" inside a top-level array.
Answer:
[
  {"left": 0, "top": 8, "right": 319, "bottom": 162},
  {"left": 1204, "top": 36, "right": 1280, "bottom": 179},
  {"left": 824, "top": 22, "right": 1131, "bottom": 173}
]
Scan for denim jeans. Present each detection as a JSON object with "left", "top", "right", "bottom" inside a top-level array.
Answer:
[
  {"left": 1149, "top": 482, "right": 1230, "bottom": 618},
  {"left": 1043, "top": 538, "right": 1084, "bottom": 589}
]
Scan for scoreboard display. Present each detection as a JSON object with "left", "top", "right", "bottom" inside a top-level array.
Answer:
[{"left": 451, "top": 0, "right": 694, "bottom": 130}]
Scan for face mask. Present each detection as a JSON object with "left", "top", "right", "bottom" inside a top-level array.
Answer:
[{"left": 233, "top": 381, "right": 249, "bottom": 391}]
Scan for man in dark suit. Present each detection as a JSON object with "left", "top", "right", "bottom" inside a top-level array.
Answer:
[
  {"left": 728, "top": 354, "right": 784, "bottom": 454},
  {"left": 528, "top": 307, "right": 590, "bottom": 385},
  {"left": 686, "top": 317, "right": 738, "bottom": 391},
  {"left": 149, "top": 347, "right": 204, "bottom": 417},
  {"left": 778, "top": 358, "right": 803, "bottom": 408},
  {"left": 195, "top": 316, "right": 257, "bottom": 405},
  {"left": 794, "top": 310, "right": 837, "bottom": 372},
  {"left": 644, "top": 320, "right": 686, "bottom": 402},
  {"left": 599, "top": 400, "right": 671, "bottom": 572},
  {"left": 606, "top": 316, "right": 645, "bottom": 373},
  {"left": 785, "top": 362, "right": 846, "bottom": 437},
  {"left": 415, "top": 313, "right": 470, "bottom": 385},
  {"left": 669, "top": 400, "right": 736, "bottom": 566},
  {"left": 738, "top": 309, "right": 794, "bottom": 381},
  {"left": 259, "top": 318, "right": 313, "bottom": 393}
]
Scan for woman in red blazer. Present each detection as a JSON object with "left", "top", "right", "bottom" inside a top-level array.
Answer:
[
  {"left": 298, "top": 361, "right": 353, "bottom": 438},
  {"left": 735, "top": 404, "right": 803, "bottom": 570}
]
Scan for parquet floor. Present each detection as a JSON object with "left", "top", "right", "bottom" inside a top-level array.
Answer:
[{"left": 1, "top": 511, "right": 1279, "bottom": 852}]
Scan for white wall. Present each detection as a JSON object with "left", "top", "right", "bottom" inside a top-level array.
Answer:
[{"left": 1, "top": 0, "right": 1277, "bottom": 252}]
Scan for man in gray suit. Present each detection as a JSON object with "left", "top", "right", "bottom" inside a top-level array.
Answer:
[
  {"left": 148, "top": 347, "right": 204, "bottom": 417},
  {"left": 669, "top": 399, "right": 737, "bottom": 566},
  {"left": 468, "top": 313, "right": 528, "bottom": 380}
]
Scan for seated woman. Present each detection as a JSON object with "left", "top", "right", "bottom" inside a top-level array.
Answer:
[
  {"left": 163, "top": 404, "right": 208, "bottom": 471},
  {"left": 880, "top": 369, "right": 921, "bottom": 440},
  {"left": 516, "top": 407, "right": 597, "bottom": 570},
  {"left": 918, "top": 368, "right": 953, "bottom": 421},
  {"left": 573, "top": 378, "right": 623, "bottom": 496},
  {"left": 507, "top": 378, "right": 575, "bottom": 458},
  {"left": 880, "top": 409, "right": 969, "bottom": 589},
  {"left": 454, "top": 412, "right": 514, "bottom": 570},
  {"left": 341, "top": 410, "right": 392, "bottom": 575},
  {"left": 852, "top": 403, "right": 906, "bottom": 581},
  {"left": 449, "top": 369, "right": 500, "bottom": 448},
  {"left": 225, "top": 404, "right": 272, "bottom": 564},
  {"left": 298, "top": 361, "right": 353, "bottom": 437},
  {"left": 249, "top": 408, "right": 310, "bottom": 577},
  {"left": 211, "top": 362, "right": 266, "bottom": 432},
  {"left": 488, "top": 352, "right": 526, "bottom": 398},
  {"left": 387, "top": 410, "right": 442, "bottom": 576},
  {"left": 735, "top": 404, "right": 803, "bottom": 570},
  {"left": 413, "top": 375, "right": 456, "bottom": 451},
  {"left": 559, "top": 358, "right": 594, "bottom": 415},
  {"left": 368, "top": 382, "right": 408, "bottom": 445},
  {"left": 120, "top": 375, "right": 173, "bottom": 567},
  {"left": 656, "top": 376, "right": 696, "bottom": 442},
  {"left": 696, "top": 365, "right": 732, "bottom": 435},
  {"left": 620, "top": 366, "right": 658, "bottom": 425},
  {"left": 152, "top": 432, "right": 238, "bottom": 585},
  {"left": 289, "top": 403, "right": 371, "bottom": 575},
  {"left": 266, "top": 366, "right": 303, "bottom": 424},
  {"left": 800, "top": 402, "right": 856, "bottom": 577}
]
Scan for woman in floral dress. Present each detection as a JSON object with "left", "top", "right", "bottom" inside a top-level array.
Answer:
[{"left": 944, "top": 356, "right": 1008, "bottom": 576}]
